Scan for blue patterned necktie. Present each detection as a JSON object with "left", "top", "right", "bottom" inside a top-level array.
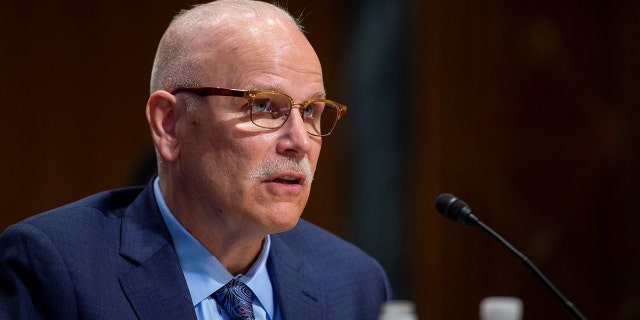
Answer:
[{"left": 212, "top": 279, "right": 256, "bottom": 320}]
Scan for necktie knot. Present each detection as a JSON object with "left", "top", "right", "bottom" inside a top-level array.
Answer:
[{"left": 213, "top": 279, "right": 256, "bottom": 320}]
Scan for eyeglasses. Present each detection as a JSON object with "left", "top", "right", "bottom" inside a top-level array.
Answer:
[{"left": 170, "top": 87, "right": 347, "bottom": 137}]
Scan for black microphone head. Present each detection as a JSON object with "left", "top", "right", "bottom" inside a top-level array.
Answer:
[{"left": 435, "top": 193, "right": 478, "bottom": 225}]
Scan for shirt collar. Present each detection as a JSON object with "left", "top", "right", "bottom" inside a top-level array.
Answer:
[{"left": 153, "top": 177, "right": 274, "bottom": 317}]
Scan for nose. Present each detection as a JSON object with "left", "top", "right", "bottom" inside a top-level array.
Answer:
[{"left": 275, "top": 105, "right": 313, "bottom": 157}]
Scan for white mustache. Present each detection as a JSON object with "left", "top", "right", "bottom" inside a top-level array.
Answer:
[{"left": 248, "top": 158, "right": 314, "bottom": 185}]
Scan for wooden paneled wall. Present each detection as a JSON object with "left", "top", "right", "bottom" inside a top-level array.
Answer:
[{"left": 411, "top": 0, "right": 640, "bottom": 319}]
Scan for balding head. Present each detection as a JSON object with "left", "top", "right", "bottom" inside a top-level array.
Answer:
[{"left": 149, "top": 0, "right": 305, "bottom": 94}]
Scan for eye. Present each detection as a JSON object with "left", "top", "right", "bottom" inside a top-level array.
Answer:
[
  {"left": 252, "top": 99, "right": 274, "bottom": 113},
  {"left": 303, "top": 103, "right": 319, "bottom": 118}
]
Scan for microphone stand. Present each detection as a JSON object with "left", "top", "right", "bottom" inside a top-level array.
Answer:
[{"left": 469, "top": 216, "right": 587, "bottom": 320}]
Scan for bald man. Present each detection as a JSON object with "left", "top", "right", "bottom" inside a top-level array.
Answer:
[{"left": 0, "top": 1, "right": 392, "bottom": 319}]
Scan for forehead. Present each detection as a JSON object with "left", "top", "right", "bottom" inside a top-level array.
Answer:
[
  {"left": 210, "top": 24, "right": 324, "bottom": 98},
  {"left": 170, "top": 4, "right": 325, "bottom": 97}
]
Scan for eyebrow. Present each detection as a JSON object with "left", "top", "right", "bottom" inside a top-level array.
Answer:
[{"left": 247, "top": 84, "right": 327, "bottom": 99}]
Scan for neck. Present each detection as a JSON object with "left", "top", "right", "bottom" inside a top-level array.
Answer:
[
  {"left": 159, "top": 175, "right": 266, "bottom": 276},
  {"left": 214, "top": 238, "right": 265, "bottom": 276},
  {"left": 174, "top": 206, "right": 266, "bottom": 276}
]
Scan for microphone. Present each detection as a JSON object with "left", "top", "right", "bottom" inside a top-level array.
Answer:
[
  {"left": 434, "top": 193, "right": 479, "bottom": 226},
  {"left": 434, "top": 193, "right": 587, "bottom": 320}
]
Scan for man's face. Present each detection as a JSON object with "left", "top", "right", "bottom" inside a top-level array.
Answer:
[{"left": 174, "top": 19, "right": 325, "bottom": 235}]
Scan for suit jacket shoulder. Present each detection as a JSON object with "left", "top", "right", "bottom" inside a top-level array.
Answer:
[
  {"left": 269, "top": 219, "right": 392, "bottom": 320},
  {"left": 0, "top": 182, "right": 195, "bottom": 320}
]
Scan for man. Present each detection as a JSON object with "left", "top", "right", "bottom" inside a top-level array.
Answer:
[{"left": 0, "top": 0, "right": 392, "bottom": 319}]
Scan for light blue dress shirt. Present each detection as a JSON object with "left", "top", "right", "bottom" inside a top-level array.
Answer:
[{"left": 154, "top": 178, "right": 278, "bottom": 320}]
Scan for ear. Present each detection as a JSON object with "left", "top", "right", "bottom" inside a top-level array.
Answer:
[{"left": 146, "top": 90, "right": 180, "bottom": 163}]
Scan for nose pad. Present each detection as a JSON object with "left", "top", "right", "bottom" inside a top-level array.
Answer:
[
  {"left": 285, "top": 105, "right": 307, "bottom": 131},
  {"left": 284, "top": 104, "right": 309, "bottom": 133},
  {"left": 291, "top": 104, "right": 305, "bottom": 118}
]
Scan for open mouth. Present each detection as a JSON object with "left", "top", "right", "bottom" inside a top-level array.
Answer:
[{"left": 271, "top": 176, "right": 301, "bottom": 185}]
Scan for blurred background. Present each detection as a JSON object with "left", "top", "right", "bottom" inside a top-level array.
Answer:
[{"left": 1, "top": 0, "right": 639, "bottom": 319}]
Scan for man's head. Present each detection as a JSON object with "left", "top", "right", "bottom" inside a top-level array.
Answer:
[{"left": 146, "top": 0, "right": 329, "bottom": 238}]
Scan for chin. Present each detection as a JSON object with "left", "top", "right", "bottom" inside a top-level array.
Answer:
[
  {"left": 262, "top": 206, "right": 303, "bottom": 234},
  {"left": 270, "top": 217, "right": 300, "bottom": 234}
]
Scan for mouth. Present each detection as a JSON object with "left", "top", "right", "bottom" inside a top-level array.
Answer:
[
  {"left": 263, "top": 170, "right": 308, "bottom": 187},
  {"left": 249, "top": 157, "right": 314, "bottom": 187},
  {"left": 271, "top": 175, "right": 302, "bottom": 185}
]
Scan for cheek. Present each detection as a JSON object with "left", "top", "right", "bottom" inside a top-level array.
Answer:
[
  {"left": 205, "top": 134, "right": 272, "bottom": 188},
  {"left": 180, "top": 113, "right": 251, "bottom": 182},
  {"left": 309, "top": 139, "right": 322, "bottom": 171}
]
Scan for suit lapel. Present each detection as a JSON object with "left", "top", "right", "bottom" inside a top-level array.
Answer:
[
  {"left": 119, "top": 245, "right": 195, "bottom": 320},
  {"left": 116, "top": 181, "right": 325, "bottom": 320},
  {"left": 268, "top": 233, "right": 324, "bottom": 320},
  {"left": 118, "top": 181, "right": 196, "bottom": 320}
]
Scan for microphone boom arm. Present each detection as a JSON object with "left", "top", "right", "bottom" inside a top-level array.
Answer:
[
  {"left": 474, "top": 219, "right": 587, "bottom": 320},
  {"left": 435, "top": 193, "right": 587, "bottom": 320}
]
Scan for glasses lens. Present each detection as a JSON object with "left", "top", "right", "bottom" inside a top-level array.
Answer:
[
  {"left": 304, "top": 101, "right": 340, "bottom": 136},
  {"left": 249, "top": 93, "right": 291, "bottom": 129}
]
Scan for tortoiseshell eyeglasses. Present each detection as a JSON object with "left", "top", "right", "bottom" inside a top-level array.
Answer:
[{"left": 171, "top": 87, "right": 347, "bottom": 137}]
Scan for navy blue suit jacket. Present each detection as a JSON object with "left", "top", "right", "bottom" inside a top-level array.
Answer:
[{"left": 0, "top": 181, "right": 391, "bottom": 319}]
